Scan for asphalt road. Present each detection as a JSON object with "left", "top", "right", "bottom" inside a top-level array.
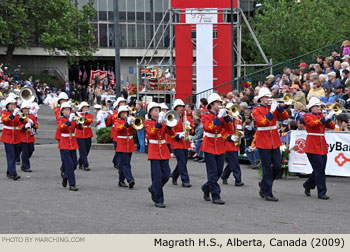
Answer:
[{"left": 0, "top": 105, "right": 349, "bottom": 234}]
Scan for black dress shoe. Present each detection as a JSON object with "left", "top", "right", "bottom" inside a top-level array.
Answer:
[
  {"left": 222, "top": 178, "right": 228, "bottom": 185},
  {"left": 198, "top": 158, "right": 205, "bottom": 163},
  {"left": 128, "top": 180, "right": 135, "bottom": 189},
  {"left": 22, "top": 168, "right": 32, "bottom": 173},
  {"left": 62, "top": 178, "right": 68, "bottom": 188},
  {"left": 83, "top": 167, "right": 90, "bottom": 171},
  {"left": 303, "top": 185, "right": 311, "bottom": 196},
  {"left": 6, "top": 172, "right": 11, "bottom": 178},
  {"left": 265, "top": 195, "right": 279, "bottom": 202},
  {"left": 12, "top": 174, "right": 21, "bottom": 181},
  {"left": 16, "top": 161, "right": 21, "bottom": 166},
  {"left": 258, "top": 182, "right": 265, "bottom": 198},
  {"left": 114, "top": 164, "right": 120, "bottom": 170},
  {"left": 118, "top": 181, "right": 128, "bottom": 188},
  {"left": 69, "top": 186, "right": 79, "bottom": 191},
  {"left": 148, "top": 186, "right": 155, "bottom": 202},
  {"left": 172, "top": 178, "right": 177, "bottom": 185},
  {"left": 235, "top": 181, "right": 244, "bottom": 187},
  {"left": 79, "top": 164, "right": 83, "bottom": 170},
  {"left": 318, "top": 195, "right": 330, "bottom": 200},
  {"left": 155, "top": 203, "right": 166, "bottom": 208},
  {"left": 182, "top": 182, "right": 192, "bottom": 188},
  {"left": 201, "top": 187, "right": 211, "bottom": 201},
  {"left": 193, "top": 157, "right": 200, "bottom": 161},
  {"left": 212, "top": 199, "right": 225, "bottom": 205}
]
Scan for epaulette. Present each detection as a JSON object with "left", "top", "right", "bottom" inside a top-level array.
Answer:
[{"left": 202, "top": 111, "right": 210, "bottom": 115}]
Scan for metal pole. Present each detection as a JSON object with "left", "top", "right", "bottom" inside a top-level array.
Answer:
[
  {"left": 136, "top": 59, "right": 139, "bottom": 101},
  {"left": 114, "top": 0, "right": 121, "bottom": 98},
  {"left": 231, "top": 0, "right": 235, "bottom": 91},
  {"left": 169, "top": 0, "right": 173, "bottom": 73},
  {"left": 237, "top": 0, "right": 241, "bottom": 91}
]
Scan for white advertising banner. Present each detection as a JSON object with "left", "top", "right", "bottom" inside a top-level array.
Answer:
[
  {"left": 186, "top": 9, "right": 218, "bottom": 24},
  {"left": 289, "top": 130, "right": 350, "bottom": 177},
  {"left": 196, "top": 23, "right": 213, "bottom": 107}
]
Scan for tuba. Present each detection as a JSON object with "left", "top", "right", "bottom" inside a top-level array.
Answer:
[
  {"left": 163, "top": 110, "right": 180, "bottom": 127},
  {"left": 19, "top": 86, "right": 36, "bottom": 102}
]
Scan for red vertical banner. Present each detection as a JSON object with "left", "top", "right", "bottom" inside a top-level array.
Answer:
[
  {"left": 214, "top": 24, "right": 232, "bottom": 94},
  {"left": 175, "top": 25, "right": 193, "bottom": 102}
]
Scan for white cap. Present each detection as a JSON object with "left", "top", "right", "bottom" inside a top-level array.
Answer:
[
  {"left": 307, "top": 97, "right": 322, "bottom": 110},
  {"left": 173, "top": 99, "right": 185, "bottom": 109},
  {"left": 5, "top": 97, "right": 17, "bottom": 107},
  {"left": 60, "top": 102, "right": 72, "bottom": 112},
  {"left": 8, "top": 93, "right": 18, "bottom": 99},
  {"left": 226, "top": 102, "right": 234, "bottom": 109},
  {"left": 118, "top": 105, "right": 130, "bottom": 115},
  {"left": 78, "top": 101, "right": 89, "bottom": 111},
  {"left": 21, "top": 101, "right": 32, "bottom": 109},
  {"left": 327, "top": 72, "right": 336, "bottom": 77},
  {"left": 208, "top": 93, "right": 222, "bottom": 105},
  {"left": 160, "top": 103, "right": 169, "bottom": 110},
  {"left": 58, "top": 92, "right": 69, "bottom": 101},
  {"left": 94, "top": 104, "right": 102, "bottom": 109},
  {"left": 255, "top": 87, "right": 272, "bottom": 102},
  {"left": 147, "top": 102, "right": 161, "bottom": 114},
  {"left": 115, "top": 97, "right": 126, "bottom": 108}
]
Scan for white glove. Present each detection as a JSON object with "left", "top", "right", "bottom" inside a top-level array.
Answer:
[
  {"left": 178, "top": 132, "right": 186, "bottom": 139},
  {"left": 127, "top": 117, "right": 134, "bottom": 125},
  {"left": 185, "top": 121, "right": 191, "bottom": 127},
  {"left": 231, "top": 135, "right": 238, "bottom": 142},
  {"left": 25, "top": 122, "right": 31, "bottom": 129},
  {"left": 69, "top": 113, "right": 76, "bottom": 122},
  {"left": 347, "top": 98, "right": 350, "bottom": 104},
  {"left": 270, "top": 100, "right": 278, "bottom": 113},
  {"left": 108, "top": 110, "right": 114, "bottom": 115},
  {"left": 158, "top": 111, "right": 166, "bottom": 122},
  {"left": 218, "top": 109, "right": 227, "bottom": 118},
  {"left": 28, "top": 118, "right": 34, "bottom": 124},
  {"left": 13, "top": 108, "right": 20, "bottom": 116},
  {"left": 327, "top": 110, "right": 336, "bottom": 119}
]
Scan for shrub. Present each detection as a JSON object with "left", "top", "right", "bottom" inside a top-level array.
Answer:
[{"left": 96, "top": 127, "right": 113, "bottom": 144}]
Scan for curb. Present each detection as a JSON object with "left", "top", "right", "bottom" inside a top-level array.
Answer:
[{"left": 91, "top": 143, "right": 114, "bottom": 150}]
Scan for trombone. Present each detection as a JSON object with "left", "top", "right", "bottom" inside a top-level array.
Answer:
[{"left": 326, "top": 103, "right": 350, "bottom": 115}]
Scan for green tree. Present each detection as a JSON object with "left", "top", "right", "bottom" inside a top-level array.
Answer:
[
  {"left": 0, "top": 0, "right": 97, "bottom": 65},
  {"left": 246, "top": 0, "right": 350, "bottom": 64}
]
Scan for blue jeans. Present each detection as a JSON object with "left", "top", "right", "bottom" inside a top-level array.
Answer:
[
  {"left": 137, "top": 128, "right": 145, "bottom": 153},
  {"left": 195, "top": 140, "right": 204, "bottom": 158},
  {"left": 245, "top": 147, "right": 260, "bottom": 165}
]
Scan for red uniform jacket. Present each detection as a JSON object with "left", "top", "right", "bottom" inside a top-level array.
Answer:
[
  {"left": 57, "top": 117, "right": 80, "bottom": 150},
  {"left": 252, "top": 104, "right": 289, "bottom": 149},
  {"left": 19, "top": 114, "right": 38, "bottom": 143},
  {"left": 145, "top": 119, "right": 175, "bottom": 160},
  {"left": 76, "top": 113, "right": 93, "bottom": 139},
  {"left": 304, "top": 112, "right": 335, "bottom": 155},
  {"left": 54, "top": 106, "right": 61, "bottom": 140},
  {"left": 170, "top": 113, "right": 194, "bottom": 150},
  {"left": 114, "top": 118, "right": 136, "bottom": 153},
  {"left": 1, "top": 110, "right": 28, "bottom": 144},
  {"left": 223, "top": 118, "right": 242, "bottom": 152},
  {"left": 106, "top": 110, "right": 118, "bottom": 141},
  {"left": 200, "top": 110, "right": 232, "bottom": 155}
]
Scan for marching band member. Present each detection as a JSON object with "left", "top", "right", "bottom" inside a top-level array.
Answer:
[
  {"left": 106, "top": 97, "right": 126, "bottom": 169},
  {"left": 114, "top": 105, "right": 136, "bottom": 189},
  {"left": 200, "top": 93, "right": 232, "bottom": 205},
  {"left": 76, "top": 102, "right": 93, "bottom": 171},
  {"left": 58, "top": 102, "right": 82, "bottom": 191},
  {"left": 1, "top": 97, "right": 28, "bottom": 180},
  {"left": 252, "top": 87, "right": 289, "bottom": 202},
  {"left": 54, "top": 92, "right": 69, "bottom": 177},
  {"left": 146, "top": 102, "right": 175, "bottom": 208},
  {"left": 18, "top": 101, "right": 38, "bottom": 173},
  {"left": 169, "top": 99, "right": 193, "bottom": 187},
  {"left": 303, "top": 97, "right": 335, "bottom": 200},
  {"left": 221, "top": 102, "right": 244, "bottom": 186}
]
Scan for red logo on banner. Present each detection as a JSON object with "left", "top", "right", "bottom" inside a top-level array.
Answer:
[
  {"left": 335, "top": 153, "right": 350, "bottom": 167},
  {"left": 90, "top": 70, "right": 108, "bottom": 85},
  {"left": 294, "top": 138, "right": 306, "bottom": 154}
]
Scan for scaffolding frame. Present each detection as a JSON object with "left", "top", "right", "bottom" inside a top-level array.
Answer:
[{"left": 136, "top": 1, "right": 272, "bottom": 106}]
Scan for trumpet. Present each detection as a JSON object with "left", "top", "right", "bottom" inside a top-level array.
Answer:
[
  {"left": 269, "top": 93, "right": 295, "bottom": 106},
  {"left": 127, "top": 116, "right": 144, "bottom": 131},
  {"left": 17, "top": 111, "right": 27, "bottom": 120},
  {"left": 74, "top": 101, "right": 80, "bottom": 107},
  {"left": 74, "top": 112, "right": 87, "bottom": 124}
]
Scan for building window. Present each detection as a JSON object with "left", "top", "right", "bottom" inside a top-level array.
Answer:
[
  {"left": 99, "top": 0, "right": 108, "bottom": 21},
  {"left": 99, "top": 24, "right": 108, "bottom": 47},
  {"left": 127, "top": 0, "right": 136, "bottom": 21}
]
